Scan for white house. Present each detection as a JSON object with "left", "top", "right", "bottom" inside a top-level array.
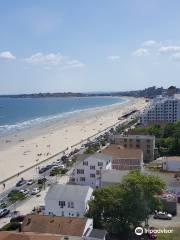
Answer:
[
  {"left": 70, "top": 153, "right": 112, "bottom": 188},
  {"left": 45, "top": 184, "right": 93, "bottom": 217},
  {"left": 162, "top": 156, "right": 180, "bottom": 172}
]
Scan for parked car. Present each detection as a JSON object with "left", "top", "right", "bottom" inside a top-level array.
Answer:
[
  {"left": 45, "top": 165, "right": 53, "bottom": 170},
  {"left": 16, "top": 178, "right": 27, "bottom": 187},
  {"left": 0, "top": 202, "right": 7, "bottom": 209},
  {"left": 20, "top": 189, "right": 29, "bottom": 195},
  {"left": 10, "top": 215, "right": 25, "bottom": 223},
  {"left": 31, "top": 188, "right": 41, "bottom": 195},
  {"left": 153, "top": 211, "right": 172, "bottom": 220},
  {"left": 51, "top": 162, "right": 59, "bottom": 167},
  {"left": 27, "top": 179, "right": 34, "bottom": 185},
  {"left": 56, "top": 159, "right": 62, "bottom": 164},
  {"left": 0, "top": 208, "right": 10, "bottom": 218},
  {"left": 38, "top": 177, "right": 47, "bottom": 184},
  {"left": 39, "top": 167, "right": 47, "bottom": 174},
  {"left": 61, "top": 155, "right": 68, "bottom": 162},
  {"left": 59, "top": 164, "right": 65, "bottom": 169}
]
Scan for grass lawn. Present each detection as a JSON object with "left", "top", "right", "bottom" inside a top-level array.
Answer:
[{"left": 157, "top": 227, "right": 180, "bottom": 240}]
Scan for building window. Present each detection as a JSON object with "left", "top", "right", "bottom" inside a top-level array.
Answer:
[
  {"left": 77, "top": 169, "right": 84, "bottom": 174},
  {"left": 68, "top": 201, "right": 74, "bottom": 208},
  {"left": 98, "top": 162, "right": 103, "bottom": 166},
  {"left": 147, "top": 150, "right": 150, "bottom": 154},
  {"left": 80, "top": 177, "right": 85, "bottom": 181},
  {"left": 90, "top": 174, "right": 95, "bottom": 178},
  {"left": 124, "top": 144, "right": 127, "bottom": 148},
  {"left": 96, "top": 170, "right": 100, "bottom": 175},
  {"left": 147, "top": 145, "right": 150, "bottom": 148},
  {"left": 136, "top": 144, "right": 140, "bottom": 148},
  {"left": 90, "top": 165, "right": 95, "bottom": 170},
  {"left": 124, "top": 139, "right": 127, "bottom": 142},
  {"left": 136, "top": 139, "right": 140, "bottom": 143},
  {"left": 83, "top": 161, "right": 88, "bottom": 166},
  {"left": 59, "top": 201, "right": 65, "bottom": 208}
]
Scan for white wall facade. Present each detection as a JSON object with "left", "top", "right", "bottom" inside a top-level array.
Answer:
[
  {"left": 162, "top": 160, "right": 180, "bottom": 172},
  {"left": 71, "top": 155, "right": 112, "bottom": 188},
  {"left": 45, "top": 187, "right": 93, "bottom": 217}
]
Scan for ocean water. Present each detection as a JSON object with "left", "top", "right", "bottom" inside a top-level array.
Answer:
[{"left": 0, "top": 97, "right": 125, "bottom": 137}]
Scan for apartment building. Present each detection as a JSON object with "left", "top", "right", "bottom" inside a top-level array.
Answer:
[
  {"left": 102, "top": 144, "right": 143, "bottom": 170},
  {"left": 111, "top": 135, "right": 155, "bottom": 162},
  {"left": 70, "top": 153, "right": 112, "bottom": 188},
  {"left": 140, "top": 95, "right": 180, "bottom": 126},
  {"left": 45, "top": 184, "right": 93, "bottom": 217}
]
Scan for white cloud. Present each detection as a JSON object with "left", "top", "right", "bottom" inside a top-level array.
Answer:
[
  {"left": 0, "top": 51, "right": 16, "bottom": 60},
  {"left": 142, "top": 40, "right": 157, "bottom": 47},
  {"left": 24, "top": 52, "right": 84, "bottom": 69},
  {"left": 133, "top": 48, "right": 150, "bottom": 57},
  {"left": 171, "top": 52, "right": 180, "bottom": 61},
  {"left": 107, "top": 55, "right": 120, "bottom": 61},
  {"left": 158, "top": 45, "right": 180, "bottom": 54}
]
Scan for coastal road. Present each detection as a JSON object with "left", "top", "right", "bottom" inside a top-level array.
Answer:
[{"left": 0, "top": 174, "right": 69, "bottom": 229}]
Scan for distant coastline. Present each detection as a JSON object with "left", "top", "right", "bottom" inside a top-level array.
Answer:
[
  {"left": 1, "top": 86, "right": 179, "bottom": 99},
  {"left": 0, "top": 96, "right": 125, "bottom": 137}
]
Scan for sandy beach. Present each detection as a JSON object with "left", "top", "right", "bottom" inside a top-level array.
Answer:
[{"left": 0, "top": 97, "right": 147, "bottom": 186}]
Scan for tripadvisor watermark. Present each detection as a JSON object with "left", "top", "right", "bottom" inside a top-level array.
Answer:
[{"left": 135, "top": 226, "right": 174, "bottom": 236}]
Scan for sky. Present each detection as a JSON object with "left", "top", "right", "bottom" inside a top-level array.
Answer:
[{"left": 1, "top": 0, "right": 180, "bottom": 94}]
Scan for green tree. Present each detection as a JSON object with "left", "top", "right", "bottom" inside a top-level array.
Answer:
[{"left": 87, "top": 171, "right": 165, "bottom": 236}]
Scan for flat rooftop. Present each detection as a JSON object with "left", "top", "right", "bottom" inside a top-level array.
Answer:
[{"left": 102, "top": 145, "right": 143, "bottom": 159}]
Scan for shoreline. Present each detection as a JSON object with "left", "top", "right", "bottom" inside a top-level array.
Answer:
[
  {"left": 0, "top": 96, "right": 125, "bottom": 139},
  {"left": 0, "top": 96, "right": 128, "bottom": 150},
  {"left": 0, "top": 97, "right": 147, "bottom": 186}
]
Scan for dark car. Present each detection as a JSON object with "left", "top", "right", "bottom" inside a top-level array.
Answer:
[
  {"left": 0, "top": 202, "right": 7, "bottom": 209},
  {"left": 0, "top": 208, "right": 10, "bottom": 218},
  {"left": 16, "top": 178, "right": 27, "bottom": 187},
  {"left": 38, "top": 177, "right": 47, "bottom": 184},
  {"left": 45, "top": 165, "right": 53, "bottom": 170},
  {"left": 61, "top": 155, "right": 68, "bottom": 162},
  {"left": 39, "top": 167, "right": 47, "bottom": 174},
  {"left": 10, "top": 215, "right": 25, "bottom": 223}
]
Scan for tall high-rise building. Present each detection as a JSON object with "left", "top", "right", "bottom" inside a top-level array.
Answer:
[{"left": 140, "top": 94, "right": 180, "bottom": 126}]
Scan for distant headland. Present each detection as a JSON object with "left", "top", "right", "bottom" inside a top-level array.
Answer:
[{"left": 0, "top": 86, "right": 179, "bottom": 99}]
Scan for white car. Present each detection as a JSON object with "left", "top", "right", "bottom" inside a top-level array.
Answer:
[
  {"left": 153, "top": 211, "right": 172, "bottom": 220},
  {"left": 27, "top": 179, "right": 34, "bottom": 185},
  {"left": 20, "top": 189, "right": 30, "bottom": 195},
  {"left": 31, "top": 188, "right": 41, "bottom": 195},
  {"left": 56, "top": 159, "right": 62, "bottom": 164},
  {"left": 59, "top": 164, "right": 65, "bottom": 169}
]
